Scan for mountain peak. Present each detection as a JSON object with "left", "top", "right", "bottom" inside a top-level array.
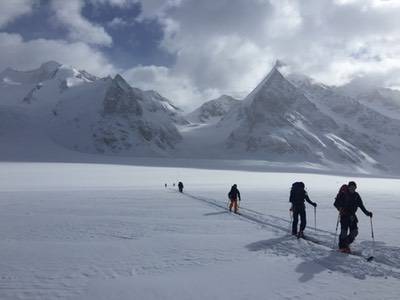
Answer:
[
  {"left": 273, "top": 59, "right": 286, "bottom": 69},
  {"left": 244, "top": 64, "right": 289, "bottom": 104},
  {"left": 113, "top": 74, "right": 131, "bottom": 92}
]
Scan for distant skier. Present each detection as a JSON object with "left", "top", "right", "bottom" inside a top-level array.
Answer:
[
  {"left": 165, "top": 183, "right": 167, "bottom": 188},
  {"left": 334, "top": 181, "right": 373, "bottom": 253},
  {"left": 289, "top": 182, "right": 317, "bottom": 238},
  {"left": 228, "top": 184, "right": 241, "bottom": 214},
  {"left": 173, "top": 183, "right": 176, "bottom": 187},
  {"left": 178, "top": 181, "right": 184, "bottom": 193}
]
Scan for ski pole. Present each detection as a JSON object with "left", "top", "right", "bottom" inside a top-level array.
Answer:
[
  {"left": 333, "top": 213, "right": 340, "bottom": 248},
  {"left": 289, "top": 208, "right": 293, "bottom": 233},
  {"left": 367, "top": 216, "right": 375, "bottom": 262},
  {"left": 314, "top": 206, "right": 317, "bottom": 232},
  {"left": 370, "top": 217, "right": 375, "bottom": 241}
]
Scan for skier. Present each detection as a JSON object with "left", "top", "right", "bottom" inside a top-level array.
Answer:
[
  {"left": 228, "top": 184, "right": 241, "bottom": 214},
  {"left": 334, "top": 181, "right": 373, "bottom": 253},
  {"left": 289, "top": 182, "right": 317, "bottom": 238},
  {"left": 165, "top": 183, "right": 167, "bottom": 188},
  {"left": 178, "top": 181, "right": 184, "bottom": 193}
]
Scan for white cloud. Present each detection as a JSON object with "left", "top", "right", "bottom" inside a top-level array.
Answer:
[
  {"left": 107, "top": 17, "right": 129, "bottom": 28},
  {"left": 4, "top": 0, "right": 400, "bottom": 108},
  {"left": 135, "top": 0, "right": 182, "bottom": 20},
  {"left": 123, "top": 65, "right": 218, "bottom": 110},
  {"left": 0, "top": 32, "right": 116, "bottom": 76},
  {"left": 0, "top": 0, "right": 35, "bottom": 28},
  {"left": 51, "top": 0, "right": 113, "bottom": 46},
  {"left": 126, "top": 0, "right": 400, "bottom": 106}
]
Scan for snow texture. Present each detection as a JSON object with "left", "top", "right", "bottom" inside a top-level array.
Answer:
[{"left": 0, "top": 162, "right": 399, "bottom": 299}]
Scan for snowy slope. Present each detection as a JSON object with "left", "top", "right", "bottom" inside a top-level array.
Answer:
[
  {"left": 0, "top": 62, "right": 185, "bottom": 157},
  {"left": 216, "top": 66, "right": 383, "bottom": 174},
  {"left": 50, "top": 74, "right": 183, "bottom": 155},
  {"left": 186, "top": 95, "right": 240, "bottom": 124},
  {"left": 289, "top": 73, "right": 400, "bottom": 172},
  {"left": 1, "top": 162, "right": 400, "bottom": 299},
  {"left": 339, "top": 84, "right": 400, "bottom": 121},
  {"left": 3, "top": 61, "right": 400, "bottom": 175}
]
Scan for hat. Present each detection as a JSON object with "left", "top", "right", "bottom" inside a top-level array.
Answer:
[{"left": 348, "top": 181, "right": 357, "bottom": 188}]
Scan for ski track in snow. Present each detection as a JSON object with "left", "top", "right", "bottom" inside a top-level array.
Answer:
[
  {"left": 180, "top": 190, "right": 400, "bottom": 280},
  {"left": 1, "top": 163, "right": 400, "bottom": 299}
]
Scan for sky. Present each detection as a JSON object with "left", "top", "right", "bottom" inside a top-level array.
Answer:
[{"left": 2, "top": 0, "right": 400, "bottom": 109}]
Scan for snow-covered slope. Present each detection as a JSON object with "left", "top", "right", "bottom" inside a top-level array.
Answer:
[
  {"left": 2, "top": 162, "right": 400, "bottom": 299},
  {"left": 3, "top": 61, "right": 400, "bottom": 175},
  {"left": 337, "top": 83, "right": 400, "bottom": 121},
  {"left": 289, "top": 73, "right": 400, "bottom": 172},
  {"left": 0, "top": 62, "right": 185, "bottom": 157},
  {"left": 186, "top": 95, "right": 240, "bottom": 124},
  {"left": 216, "top": 66, "right": 383, "bottom": 173}
]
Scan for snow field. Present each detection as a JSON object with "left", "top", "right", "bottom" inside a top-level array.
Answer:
[{"left": 0, "top": 162, "right": 399, "bottom": 299}]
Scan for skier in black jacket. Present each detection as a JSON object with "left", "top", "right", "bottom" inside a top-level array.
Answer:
[
  {"left": 178, "top": 181, "right": 184, "bottom": 193},
  {"left": 289, "top": 182, "right": 317, "bottom": 238},
  {"left": 334, "top": 181, "right": 373, "bottom": 253},
  {"left": 228, "top": 184, "right": 241, "bottom": 214}
]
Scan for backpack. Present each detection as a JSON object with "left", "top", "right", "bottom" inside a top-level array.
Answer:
[
  {"left": 338, "top": 184, "right": 348, "bottom": 195},
  {"left": 291, "top": 182, "right": 305, "bottom": 192},
  {"left": 228, "top": 188, "right": 238, "bottom": 199},
  {"left": 290, "top": 182, "right": 305, "bottom": 205}
]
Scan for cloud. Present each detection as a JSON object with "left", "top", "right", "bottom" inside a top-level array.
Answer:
[
  {"left": 4, "top": 0, "right": 400, "bottom": 108},
  {"left": 0, "top": 0, "right": 35, "bottom": 28},
  {"left": 122, "top": 65, "right": 218, "bottom": 110},
  {"left": 51, "top": 0, "right": 113, "bottom": 46},
  {"left": 125, "top": 0, "right": 279, "bottom": 107},
  {"left": 0, "top": 32, "right": 116, "bottom": 76},
  {"left": 89, "top": 0, "right": 136, "bottom": 7},
  {"left": 107, "top": 17, "right": 129, "bottom": 28},
  {"left": 125, "top": 0, "right": 400, "bottom": 107}
]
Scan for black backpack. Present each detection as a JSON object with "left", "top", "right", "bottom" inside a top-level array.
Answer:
[{"left": 290, "top": 182, "right": 305, "bottom": 204}]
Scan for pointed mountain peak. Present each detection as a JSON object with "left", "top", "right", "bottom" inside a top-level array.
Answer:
[
  {"left": 273, "top": 59, "right": 286, "bottom": 69},
  {"left": 244, "top": 63, "right": 289, "bottom": 103},
  {"left": 113, "top": 74, "right": 131, "bottom": 91}
]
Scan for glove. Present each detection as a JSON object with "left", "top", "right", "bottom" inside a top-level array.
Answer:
[
  {"left": 313, "top": 202, "right": 317, "bottom": 208},
  {"left": 367, "top": 211, "right": 373, "bottom": 217}
]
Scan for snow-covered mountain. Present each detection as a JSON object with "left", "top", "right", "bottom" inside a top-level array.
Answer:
[
  {"left": 186, "top": 95, "right": 240, "bottom": 123},
  {"left": 0, "top": 62, "right": 185, "bottom": 157},
  {"left": 3, "top": 61, "right": 400, "bottom": 174},
  {"left": 216, "top": 67, "right": 381, "bottom": 172},
  {"left": 288, "top": 72, "right": 400, "bottom": 171},
  {"left": 334, "top": 81, "right": 400, "bottom": 121}
]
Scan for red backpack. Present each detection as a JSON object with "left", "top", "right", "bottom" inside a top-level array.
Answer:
[{"left": 337, "top": 184, "right": 349, "bottom": 199}]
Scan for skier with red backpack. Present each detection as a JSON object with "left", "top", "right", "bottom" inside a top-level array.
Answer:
[
  {"left": 334, "top": 181, "right": 373, "bottom": 253},
  {"left": 289, "top": 182, "right": 317, "bottom": 238}
]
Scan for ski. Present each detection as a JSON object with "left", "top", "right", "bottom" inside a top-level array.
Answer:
[{"left": 300, "top": 235, "right": 374, "bottom": 262}]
